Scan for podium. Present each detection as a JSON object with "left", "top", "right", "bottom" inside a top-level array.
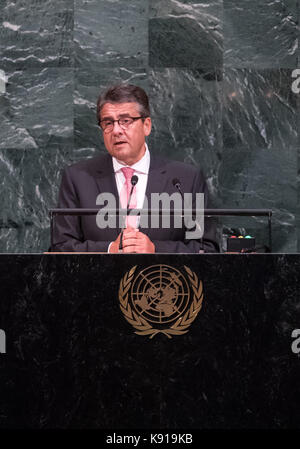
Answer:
[{"left": 0, "top": 254, "right": 299, "bottom": 428}]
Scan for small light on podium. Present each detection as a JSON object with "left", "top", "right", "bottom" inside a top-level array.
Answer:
[{"left": 227, "top": 235, "right": 256, "bottom": 253}]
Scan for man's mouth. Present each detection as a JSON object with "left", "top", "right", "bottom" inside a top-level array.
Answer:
[{"left": 114, "top": 141, "right": 127, "bottom": 146}]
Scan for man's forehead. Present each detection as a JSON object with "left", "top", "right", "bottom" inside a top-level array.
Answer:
[{"left": 101, "top": 102, "right": 139, "bottom": 118}]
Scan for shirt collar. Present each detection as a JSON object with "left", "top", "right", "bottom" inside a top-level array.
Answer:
[{"left": 112, "top": 143, "right": 150, "bottom": 175}]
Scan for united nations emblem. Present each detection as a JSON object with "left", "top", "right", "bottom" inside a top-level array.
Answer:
[{"left": 118, "top": 264, "right": 203, "bottom": 338}]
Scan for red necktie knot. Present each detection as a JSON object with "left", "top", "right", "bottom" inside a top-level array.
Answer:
[
  {"left": 120, "top": 167, "right": 137, "bottom": 227},
  {"left": 121, "top": 167, "right": 134, "bottom": 183}
]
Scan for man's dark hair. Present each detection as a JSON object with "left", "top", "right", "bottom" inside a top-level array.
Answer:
[{"left": 97, "top": 84, "right": 150, "bottom": 125}]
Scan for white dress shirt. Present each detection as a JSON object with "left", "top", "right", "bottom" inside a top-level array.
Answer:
[
  {"left": 108, "top": 144, "right": 150, "bottom": 252},
  {"left": 112, "top": 143, "right": 150, "bottom": 211}
]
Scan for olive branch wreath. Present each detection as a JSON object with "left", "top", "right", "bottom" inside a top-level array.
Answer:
[{"left": 118, "top": 265, "right": 203, "bottom": 339}]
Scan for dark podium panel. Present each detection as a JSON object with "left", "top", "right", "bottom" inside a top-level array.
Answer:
[{"left": 0, "top": 254, "right": 299, "bottom": 429}]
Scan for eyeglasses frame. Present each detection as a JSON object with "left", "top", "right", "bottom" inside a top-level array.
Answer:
[{"left": 99, "top": 116, "right": 148, "bottom": 133}]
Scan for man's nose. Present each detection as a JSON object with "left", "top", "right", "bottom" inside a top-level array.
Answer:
[{"left": 112, "top": 121, "right": 124, "bottom": 134}]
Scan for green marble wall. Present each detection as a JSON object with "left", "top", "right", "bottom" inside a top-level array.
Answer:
[{"left": 0, "top": 0, "right": 298, "bottom": 252}]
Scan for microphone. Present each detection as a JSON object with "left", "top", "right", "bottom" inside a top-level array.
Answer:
[
  {"left": 127, "top": 175, "right": 138, "bottom": 209},
  {"left": 172, "top": 177, "right": 204, "bottom": 253},
  {"left": 119, "top": 174, "right": 139, "bottom": 252},
  {"left": 172, "top": 178, "right": 183, "bottom": 199}
]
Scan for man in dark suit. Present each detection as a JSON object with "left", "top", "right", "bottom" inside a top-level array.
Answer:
[{"left": 52, "top": 84, "right": 219, "bottom": 253}]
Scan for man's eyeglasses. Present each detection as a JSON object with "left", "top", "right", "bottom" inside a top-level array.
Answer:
[{"left": 99, "top": 116, "right": 145, "bottom": 133}]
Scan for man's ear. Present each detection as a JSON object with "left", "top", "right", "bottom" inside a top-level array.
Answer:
[{"left": 144, "top": 117, "right": 152, "bottom": 136}]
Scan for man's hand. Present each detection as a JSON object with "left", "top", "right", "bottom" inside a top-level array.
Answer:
[
  {"left": 122, "top": 227, "right": 155, "bottom": 253},
  {"left": 108, "top": 232, "right": 122, "bottom": 253},
  {"left": 108, "top": 227, "right": 155, "bottom": 253}
]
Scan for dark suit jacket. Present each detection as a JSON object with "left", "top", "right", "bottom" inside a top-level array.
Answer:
[{"left": 52, "top": 153, "right": 219, "bottom": 253}]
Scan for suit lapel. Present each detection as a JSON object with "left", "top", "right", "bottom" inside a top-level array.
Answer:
[
  {"left": 92, "top": 154, "right": 121, "bottom": 236},
  {"left": 93, "top": 153, "right": 119, "bottom": 205},
  {"left": 141, "top": 155, "right": 170, "bottom": 237},
  {"left": 145, "top": 155, "right": 169, "bottom": 201},
  {"left": 93, "top": 153, "right": 169, "bottom": 204},
  {"left": 92, "top": 153, "right": 172, "bottom": 237}
]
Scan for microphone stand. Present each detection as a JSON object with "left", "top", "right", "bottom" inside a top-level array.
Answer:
[
  {"left": 173, "top": 178, "right": 204, "bottom": 253},
  {"left": 119, "top": 176, "right": 138, "bottom": 252}
]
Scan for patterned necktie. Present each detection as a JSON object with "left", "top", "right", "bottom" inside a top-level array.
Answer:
[{"left": 120, "top": 167, "right": 137, "bottom": 228}]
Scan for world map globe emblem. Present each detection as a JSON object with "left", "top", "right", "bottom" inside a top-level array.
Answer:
[{"left": 131, "top": 265, "right": 191, "bottom": 325}]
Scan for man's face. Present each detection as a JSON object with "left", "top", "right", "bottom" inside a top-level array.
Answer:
[{"left": 100, "top": 102, "right": 152, "bottom": 166}]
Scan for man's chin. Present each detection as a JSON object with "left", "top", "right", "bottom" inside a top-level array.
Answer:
[
  {"left": 112, "top": 144, "right": 128, "bottom": 156},
  {"left": 107, "top": 143, "right": 145, "bottom": 165},
  {"left": 111, "top": 148, "right": 130, "bottom": 164}
]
